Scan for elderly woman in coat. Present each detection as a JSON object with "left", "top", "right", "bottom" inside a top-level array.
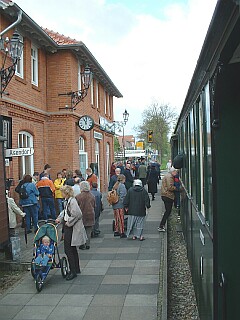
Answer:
[
  {"left": 124, "top": 179, "right": 151, "bottom": 241},
  {"left": 56, "top": 185, "right": 87, "bottom": 280},
  {"left": 75, "top": 181, "right": 95, "bottom": 250}
]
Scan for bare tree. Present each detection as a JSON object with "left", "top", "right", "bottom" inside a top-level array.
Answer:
[{"left": 134, "top": 102, "right": 178, "bottom": 162}]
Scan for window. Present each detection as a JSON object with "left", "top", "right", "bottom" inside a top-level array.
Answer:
[
  {"left": 31, "top": 45, "right": 38, "bottom": 86},
  {"left": 15, "top": 35, "right": 24, "bottom": 78},
  {"left": 90, "top": 79, "right": 94, "bottom": 105},
  {"left": 78, "top": 63, "right": 82, "bottom": 91},
  {"left": 96, "top": 80, "right": 99, "bottom": 109},
  {"left": 108, "top": 95, "right": 111, "bottom": 117},
  {"left": 18, "top": 131, "right": 34, "bottom": 179},
  {"left": 106, "top": 143, "right": 110, "bottom": 181},
  {"left": 104, "top": 91, "right": 107, "bottom": 114},
  {"left": 79, "top": 137, "right": 88, "bottom": 178}
]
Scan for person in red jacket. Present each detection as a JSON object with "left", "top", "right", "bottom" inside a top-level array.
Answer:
[{"left": 86, "top": 168, "right": 97, "bottom": 189}]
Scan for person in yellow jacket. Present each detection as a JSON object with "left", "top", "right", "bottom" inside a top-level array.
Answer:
[{"left": 54, "top": 172, "right": 66, "bottom": 213}]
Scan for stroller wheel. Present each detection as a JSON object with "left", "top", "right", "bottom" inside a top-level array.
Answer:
[
  {"left": 60, "top": 257, "right": 69, "bottom": 278},
  {"left": 31, "top": 258, "right": 35, "bottom": 278},
  {"left": 36, "top": 274, "right": 43, "bottom": 292}
]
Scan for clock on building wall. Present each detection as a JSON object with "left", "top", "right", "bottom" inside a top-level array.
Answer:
[{"left": 78, "top": 115, "right": 94, "bottom": 131}]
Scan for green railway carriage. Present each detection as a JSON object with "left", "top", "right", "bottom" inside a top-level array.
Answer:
[{"left": 171, "top": 1, "right": 240, "bottom": 319}]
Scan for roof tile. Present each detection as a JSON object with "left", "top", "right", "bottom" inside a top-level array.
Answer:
[{"left": 43, "top": 28, "right": 79, "bottom": 45}]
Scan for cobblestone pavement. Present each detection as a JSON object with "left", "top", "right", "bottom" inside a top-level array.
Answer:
[{"left": 0, "top": 191, "right": 167, "bottom": 320}]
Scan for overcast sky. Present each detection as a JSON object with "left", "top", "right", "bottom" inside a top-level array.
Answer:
[{"left": 15, "top": 0, "right": 218, "bottom": 135}]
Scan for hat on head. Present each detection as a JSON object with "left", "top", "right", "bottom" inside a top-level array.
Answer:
[{"left": 169, "top": 167, "right": 177, "bottom": 173}]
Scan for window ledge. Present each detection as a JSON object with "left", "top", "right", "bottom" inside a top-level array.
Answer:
[
  {"left": 15, "top": 75, "right": 27, "bottom": 85},
  {"left": 32, "top": 84, "right": 41, "bottom": 92}
]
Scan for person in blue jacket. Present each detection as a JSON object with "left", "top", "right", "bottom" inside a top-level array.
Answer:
[{"left": 19, "top": 174, "right": 39, "bottom": 234}]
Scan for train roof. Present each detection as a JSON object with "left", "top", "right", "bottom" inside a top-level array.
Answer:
[{"left": 175, "top": 0, "right": 240, "bottom": 130}]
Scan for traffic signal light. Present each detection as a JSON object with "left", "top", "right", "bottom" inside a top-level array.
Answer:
[{"left": 147, "top": 130, "right": 153, "bottom": 143}]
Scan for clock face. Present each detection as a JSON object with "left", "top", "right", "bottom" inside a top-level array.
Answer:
[{"left": 78, "top": 115, "right": 94, "bottom": 131}]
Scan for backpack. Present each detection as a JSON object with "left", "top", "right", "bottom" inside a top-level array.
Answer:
[
  {"left": 107, "top": 189, "right": 119, "bottom": 205},
  {"left": 19, "top": 185, "right": 29, "bottom": 199}
]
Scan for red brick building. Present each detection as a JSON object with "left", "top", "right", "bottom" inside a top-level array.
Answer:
[{"left": 0, "top": 2, "right": 122, "bottom": 194}]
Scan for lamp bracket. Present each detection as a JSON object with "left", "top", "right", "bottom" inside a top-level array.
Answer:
[{"left": 0, "top": 64, "right": 16, "bottom": 97}]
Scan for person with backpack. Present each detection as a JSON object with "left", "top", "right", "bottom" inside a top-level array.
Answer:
[
  {"left": 19, "top": 174, "right": 39, "bottom": 234},
  {"left": 112, "top": 174, "right": 127, "bottom": 238}
]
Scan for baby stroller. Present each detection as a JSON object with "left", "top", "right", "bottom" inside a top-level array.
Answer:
[{"left": 31, "top": 220, "right": 69, "bottom": 292}]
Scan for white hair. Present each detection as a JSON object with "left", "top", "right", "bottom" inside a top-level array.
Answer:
[
  {"left": 80, "top": 181, "right": 90, "bottom": 192},
  {"left": 133, "top": 179, "right": 142, "bottom": 187}
]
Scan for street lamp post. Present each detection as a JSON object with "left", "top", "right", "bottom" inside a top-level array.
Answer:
[
  {"left": 0, "top": 30, "right": 23, "bottom": 96},
  {"left": 113, "top": 109, "right": 129, "bottom": 163}
]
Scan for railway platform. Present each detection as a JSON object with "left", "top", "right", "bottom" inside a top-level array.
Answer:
[{"left": 0, "top": 190, "right": 167, "bottom": 320}]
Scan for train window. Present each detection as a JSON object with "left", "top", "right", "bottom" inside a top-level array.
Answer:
[{"left": 198, "top": 96, "right": 205, "bottom": 217}]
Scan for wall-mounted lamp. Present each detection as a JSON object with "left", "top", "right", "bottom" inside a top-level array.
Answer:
[
  {"left": 59, "top": 64, "right": 93, "bottom": 111},
  {"left": 112, "top": 109, "right": 129, "bottom": 162},
  {"left": 0, "top": 30, "right": 23, "bottom": 96}
]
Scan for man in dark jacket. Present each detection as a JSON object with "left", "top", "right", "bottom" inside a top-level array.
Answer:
[
  {"left": 123, "top": 163, "right": 134, "bottom": 190},
  {"left": 124, "top": 179, "right": 150, "bottom": 240},
  {"left": 90, "top": 182, "right": 103, "bottom": 237}
]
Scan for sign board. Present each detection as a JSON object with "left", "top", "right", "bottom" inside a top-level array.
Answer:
[
  {"left": 94, "top": 131, "right": 103, "bottom": 140},
  {"left": 5, "top": 158, "right": 9, "bottom": 166},
  {"left": 5, "top": 147, "right": 34, "bottom": 157},
  {"left": 136, "top": 141, "right": 144, "bottom": 150}
]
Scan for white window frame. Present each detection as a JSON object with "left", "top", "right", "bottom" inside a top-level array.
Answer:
[
  {"left": 79, "top": 137, "right": 88, "bottom": 178},
  {"left": 104, "top": 91, "right": 107, "bottom": 114},
  {"left": 18, "top": 131, "right": 34, "bottom": 178},
  {"left": 15, "top": 34, "right": 24, "bottom": 78},
  {"left": 95, "top": 140, "right": 100, "bottom": 189},
  {"left": 90, "top": 79, "right": 94, "bottom": 105},
  {"left": 106, "top": 143, "right": 110, "bottom": 181},
  {"left": 31, "top": 45, "right": 38, "bottom": 86},
  {"left": 78, "top": 63, "right": 82, "bottom": 91},
  {"left": 96, "top": 80, "right": 99, "bottom": 109}
]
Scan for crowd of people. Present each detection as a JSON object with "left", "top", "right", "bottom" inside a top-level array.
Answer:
[{"left": 6, "top": 158, "right": 180, "bottom": 280}]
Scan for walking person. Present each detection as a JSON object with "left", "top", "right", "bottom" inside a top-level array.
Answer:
[
  {"left": 36, "top": 172, "right": 56, "bottom": 220},
  {"left": 123, "top": 163, "right": 134, "bottom": 190},
  {"left": 147, "top": 165, "right": 159, "bottom": 201},
  {"left": 19, "top": 174, "right": 39, "bottom": 234},
  {"left": 108, "top": 167, "right": 121, "bottom": 191},
  {"left": 124, "top": 179, "right": 150, "bottom": 240},
  {"left": 54, "top": 172, "right": 65, "bottom": 214},
  {"left": 138, "top": 160, "right": 147, "bottom": 186},
  {"left": 86, "top": 168, "right": 98, "bottom": 189},
  {"left": 75, "top": 181, "right": 95, "bottom": 249},
  {"left": 90, "top": 182, "right": 103, "bottom": 237},
  {"left": 56, "top": 185, "right": 87, "bottom": 280},
  {"left": 6, "top": 190, "right": 26, "bottom": 232},
  {"left": 112, "top": 174, "right": 127, "bottom": 238},
  {"left": 158, "top": 167, "right": 178, "bottom": 232}
]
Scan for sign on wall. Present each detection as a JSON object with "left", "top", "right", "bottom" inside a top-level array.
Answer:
[{"left": 5, "top": 147, "right": 34, "bottom": 157}]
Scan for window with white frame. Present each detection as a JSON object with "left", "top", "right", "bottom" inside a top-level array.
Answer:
[
  {"left": 15, "top": 34, "right": 24, "bottom": 78},
  {"left": 108, "top": 95, "right": 111, "bottom": 117},
  {"left": 104, "top": 91, "right": 107, "bottom": 114},
  {"left": 18, "top": 131, "right": 34, "bottom": 179},
  {"left": 106, "top": 143, "right": 110, "bottom": 180},
  {"left": 96, "top": 80, "right": 99, "bottom": 109},
  {"left": 31, "top": 45, "right": 38, "bottom": 86},
  {"left": 78, "top": 63, "right": 82, "bottom": 91},
  {"left": 90, "top": 79, "right": 94, "bottom": 105},
  {"left": 79, "top": 137, "right": 88, "bottom": 178}
]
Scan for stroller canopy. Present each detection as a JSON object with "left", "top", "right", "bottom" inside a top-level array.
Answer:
[{"left": 34, "top": 223, "right": 58, "bottom": 243}]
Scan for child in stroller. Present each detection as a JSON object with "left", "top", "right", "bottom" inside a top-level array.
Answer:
[
  {"left": 34, "top": 235, "right": 54, "bottom": 267},
  {"left": 31, "top": 221, "right": 69, "bottom": 292}
]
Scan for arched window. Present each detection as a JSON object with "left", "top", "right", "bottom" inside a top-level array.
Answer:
[
  {"left": 18, "top": 131, "right": 34, "bottom": 179},
  {"left": 79, "top": 136, "right": 88, "bottom": 178},
  {"left": 106, "top": 143, "right": 110, "bottom": 180},
  {"left": 95, "top": 140, "right": 100, "bottom": 188}
]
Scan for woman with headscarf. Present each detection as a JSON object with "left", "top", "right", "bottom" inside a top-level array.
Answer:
[
  {"left": 56, "top": 185, "right": 87, "bottom": 280},
  {"left": 75, "top": 181, "right": 95, "bottom": 249},
  {"left": 124, "top": 179, "right": 151, "bottom": 241}
]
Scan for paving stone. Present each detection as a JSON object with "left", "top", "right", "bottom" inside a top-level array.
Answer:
[
  {"left": 81, "top": 267, "right": 108, "bottom": 275},
  {"left": 13, "top": 305, "right": 55, "bottom": 319},
  {"left": 128, "top": 284, "right": 159, "bottom": 294},
  {"left": 110, "top": 260, "right": 136, "bottom": 268},
  {"left": 0, "top": 293, "right": 34, "bottom": 305},
  {"left": 97, "top": 284, "right": 129, "bottom": 295},
  {"left": 74, "top": 275, "right": 104, "bottom": 285},
  {"left": 106, "top": 267, "right": 134, "bottom": 275},
  {"left": 133, "top": 266, "right": 159, "bottom": 275},
  {"left": 115, "top": 253, "right": 138, "bottom": 260},
  {"left": 58, "top": 294, "right": 93, "bottom": 306},
  {"left": 47, "top": 306, "right": 87, "bottom": 320},
  {"left": 90, "top": 294, "right": 125, "bottom": 306},
  {"left": 124, "top": 294, "right": 157, "bottom": 306},
  {"left": 120, "top": 306, "right": 157, "bottom": 320},
  {"left": 0, "top": 306, "right": 22, "bottom": 320},
  {"left": 102, "top": 275, "right": 131, "bottom": 285},
  {"left": 135, "top": 260, "right": 160, "bottom": 267},
  {"left": 83, "top": 306, "right": 122, "bottom": 320},
  {"left": 85, "top": 260, "right": 112, "bottom": 268},
  {"left": 67, "top": 284, "right": 99, "bottom": 295},
  {"left": 26, "top": 294, "right": 64, "bottom": 305}
]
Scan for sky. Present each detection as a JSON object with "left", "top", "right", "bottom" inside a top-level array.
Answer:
[{"left": 14, "top": 0, "right": 218, "bottom": 135}]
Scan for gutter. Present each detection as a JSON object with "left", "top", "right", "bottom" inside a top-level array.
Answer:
[{"left": 0, "top": 5, "right": 22, "bottom": 36}]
